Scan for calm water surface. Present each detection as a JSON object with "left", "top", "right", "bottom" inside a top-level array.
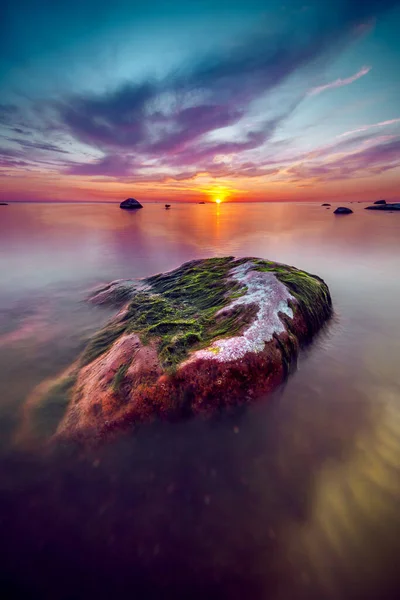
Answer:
[{"left": 1, "top": 202, "right": 400, "bottom": 599}]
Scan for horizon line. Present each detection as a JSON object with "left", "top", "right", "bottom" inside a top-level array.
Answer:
[{"left": 0, "top": 198, "right": 391, "bottom": 205}]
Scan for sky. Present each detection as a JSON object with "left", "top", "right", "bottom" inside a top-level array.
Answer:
[{"left": 1, "top": 0, "right": 400, "bottom": 203}]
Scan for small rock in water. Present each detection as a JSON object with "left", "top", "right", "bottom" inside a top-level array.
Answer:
[
  {"left": 120, "top": 197, "right": 143, "bottom": 209},
  {"left": 333, "top": 207, "right": 353, "bottom": 215},
  {"left": 365, "top": 203, "right": 400, "bottom": 211}
]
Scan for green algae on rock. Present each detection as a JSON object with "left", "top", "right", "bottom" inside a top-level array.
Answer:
[{"left": 25, "top": 257, "right": 332, "bottom": 442}]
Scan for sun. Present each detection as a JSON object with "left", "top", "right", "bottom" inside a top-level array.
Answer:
[{"left": 204, "top": 187, "right": 230, "bottom": 203}]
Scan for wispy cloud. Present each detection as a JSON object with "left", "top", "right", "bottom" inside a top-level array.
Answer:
[
  {"left": 308, "top": 65, "right": 371, "bottom": 96},
  {"left": 338, "top": 117, "right": 400, "bottom": 137},
  {"left": 66, "top": 154, "right": 136, "bottom": 177},
  {"left": 286, "top": 137, "right": 400, "bottom": 182}
]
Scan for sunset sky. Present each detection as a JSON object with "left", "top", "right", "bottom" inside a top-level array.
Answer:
[{"left": 1, "top": 0, "right": 400, "bottom": 203}]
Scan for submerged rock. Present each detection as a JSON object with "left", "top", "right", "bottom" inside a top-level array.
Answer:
[
  {"left": 0, "top": 202, "right": 8, "bottom": 205},
  {"left": 333, "top": 207, "right": 353, "bottom": 215},
  {"left": 365, "top": 203, "right": 400, "bottom": 211},
  {"left": 321, "top": 203, "right": 331, "bottom": 207},
  {"left": 87, "top": 279, "right": 147, "bottom": 306},
  {"left": 120, "top": 198, "right": 143, "bottom": 209},
  {"left": 25, "top": 257, "right": 332, "bottom": 443}
]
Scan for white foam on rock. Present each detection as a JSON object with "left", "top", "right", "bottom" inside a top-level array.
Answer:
[{"left": 183, "top": 260, "right": 295, "bottom": 364}]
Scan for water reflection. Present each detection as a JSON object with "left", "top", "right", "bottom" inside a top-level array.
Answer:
[{"left": 1, "top": 202, "right": 400, "bottom": 599}]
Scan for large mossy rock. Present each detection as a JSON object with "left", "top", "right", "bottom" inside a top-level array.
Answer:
[{"left": 26, "top": 258, "right": 332, "bottom": 443}]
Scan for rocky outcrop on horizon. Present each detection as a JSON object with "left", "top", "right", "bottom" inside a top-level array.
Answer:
[
  {"left": 334, "top": 207, "right": 353, "bottom": 215},
  {"left": 365, "top": 203, "right": 400, "bottom": 211},
  {"left": 120, "top": 198, "right": 143, "bottom": 209}
]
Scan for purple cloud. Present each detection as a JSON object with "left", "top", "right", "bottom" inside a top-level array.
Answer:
[
  {"left": 287, "top": 137, "right": 400, "bottom": 181},
  {"left": 0, "top": 147, "right": 34, "bottom": 170},
  {"left": 66, "top": 154, "right": 136, "bottom": 177},
  {"left": 5, "top": 137, "right": 69, "bottom": 153}
]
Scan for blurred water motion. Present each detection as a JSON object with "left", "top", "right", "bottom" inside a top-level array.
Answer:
[{"left": 1, "top": 202, "right": 400, "bottom": 599}]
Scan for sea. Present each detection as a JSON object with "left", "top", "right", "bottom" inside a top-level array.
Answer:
[{"left": 1, "top": 201, "right": 400, "bottom": 599}]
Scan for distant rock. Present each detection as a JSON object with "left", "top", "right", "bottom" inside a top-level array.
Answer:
[
  {"left": 165, "top": 204, "right": 171, "bottom": 209},
  {"left": 365, "top": 203, "right": 400, "bottom": 211},
  {"left": 374, "top": 199, "right": 386, "bottom": 205},
  {"left": 321, "top": 203, "right": 331, "bottom": 207},
  {"left": 0, "top": 202, "right": 8, "bottom": 206},
  {"left": 198, "top": 201, "right": 205, "bottom": 204},
  {"left": 24, "top": 257, "right": 332, "bottom": 443},
  {"left": 333, "top": 207, "right": 353, "bottom": 215},
  {"left": 120, "top": 198, "right": 143, "bottom": 210}
]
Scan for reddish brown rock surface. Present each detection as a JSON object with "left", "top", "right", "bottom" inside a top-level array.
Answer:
[{"left": 23, "top": 257, "right": 332, "bottom": 443}]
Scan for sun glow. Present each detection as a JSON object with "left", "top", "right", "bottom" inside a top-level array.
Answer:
[{"left": 203, "top": 185, "right": 232, "bottom": 204}]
